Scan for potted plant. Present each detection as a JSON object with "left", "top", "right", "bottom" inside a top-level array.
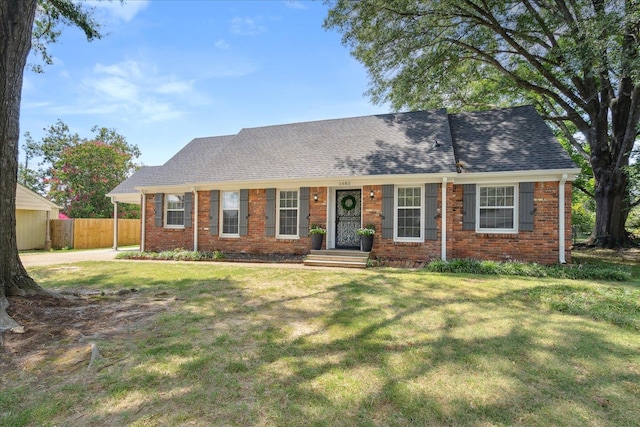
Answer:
[
  {"left": 357, "top": 224, "right": 375, "bottom": 252},
  {"left": 309, "top": 224, "right": 326, "bottom": 250}
]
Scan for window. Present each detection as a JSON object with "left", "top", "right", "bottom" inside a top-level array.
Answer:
[
  {"left": 477, "top": 185, "right": 516, "bottom": 232},
  {"left": 222, "top": 191, "right": 239, "bottom": 236},
  {"left": 396, "top": 186, "right": 422, "bottom": 240},
  {"left": 278, "top": 190, "right": 298, "bottom": 237},
  {"left": 165, "top": 194, "right": 185, "bottom": 227}
]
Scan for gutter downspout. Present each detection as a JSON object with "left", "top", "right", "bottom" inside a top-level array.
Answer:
[
  {"left": 559, "top": 174, "right": 568, "bottom": 264},
  {"left": 141, "top": 191, "right": 146, "bottom": 252},
  {"left": 441, "top": 177, "right": 447, "bottom": 261},
  {"left": 193, "top": 188, "right": 198, "bottom": 252}
]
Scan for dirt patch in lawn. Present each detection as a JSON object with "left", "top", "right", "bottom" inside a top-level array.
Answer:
[{"left": 1, "top": 289, "right": 176, "bottom": 374}]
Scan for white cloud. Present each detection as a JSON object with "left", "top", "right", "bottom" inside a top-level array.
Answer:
[
  {"left": 284, "top": 1, "right": 306, "bottom": 10},
  {"left": 215, "top": 39, "right": 230, "bottom": 50},
  {"left": 49, "top": 59, "right": 206, "bottom": 123},
  {"left": 94, "top": 61, "right": 144, "bottom": 79},
  {"left": 155, "top": 81, "right": 193, "bottom": 95},
  {"left": 91, "top": 0, "right": 150, "bottom": 22},
  {"left": 231, "top": 16, "right": 267, "bottom": 36}
]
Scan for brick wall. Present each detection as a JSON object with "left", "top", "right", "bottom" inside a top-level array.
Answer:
[
  {"left": 364, "top": 184, "right": 441, "bottom": 262},
  {"left": 144, "top": 194, "right": 193, "bottom": 251},
  {"left": 144, "top": 182, "right": 572, "bottom": 264},
  {"left": 448, "top": 182, "right": 572, "bottom": 264}
]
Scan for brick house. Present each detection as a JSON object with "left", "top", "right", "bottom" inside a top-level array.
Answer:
[{"left": 108, "top": 106, "right": 579, "bottom": 264}]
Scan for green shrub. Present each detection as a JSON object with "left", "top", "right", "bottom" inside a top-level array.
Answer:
[
  {"left": 424, "top": 259, "right": 631, "bottom": 281},
  {"left": 116, "top": 248, "right": 225, "bottom": 262}
]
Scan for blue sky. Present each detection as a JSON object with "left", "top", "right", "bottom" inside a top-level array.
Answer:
[{"left": 20, "top": 0, "right": 389, "bottom": 167}]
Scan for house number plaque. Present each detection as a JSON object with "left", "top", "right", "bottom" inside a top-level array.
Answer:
[{"left": 338, "top": 181, "right": 351, "bottom": 186}]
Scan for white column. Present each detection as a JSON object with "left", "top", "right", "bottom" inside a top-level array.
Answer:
[
  {"left": 441, "top": 177, "right": 447, "bottom": 261},
  {"left": 113, "top": 201, "right": 119, "bottom": 250},
  {"left": 559, "top": 174, "right": 568, "bottom": 264},
  {"left": 140, "top": 192, "right": 146, "bottom": 252}
]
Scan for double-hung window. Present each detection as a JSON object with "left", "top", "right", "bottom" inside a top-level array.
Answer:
[
  {"left": 477, "top": 185, "right": 517, "bottom": 232},
  {"left": 396, "top": 186, "right": 422, "bottom": 240},
  {"left": 165, "top": 194, "right": 185, "bottom": 227},
  {"left": 278, "top": 190, "right": 298, "bottom": 237},
  {"left": 222, "top": 191, "right": 239, "bottom": 236}
]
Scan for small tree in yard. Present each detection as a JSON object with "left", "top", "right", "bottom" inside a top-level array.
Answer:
[
  {"left": 1, "top": 0, "right": 108, "bottom": 331},
  {"left": 23, "top": 121, "right": 141, "bottom": 218}
]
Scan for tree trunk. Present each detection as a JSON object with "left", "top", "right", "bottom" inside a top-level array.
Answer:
[
  {"left": 590, "top": 168, "right": 631, "bottom": 248},
  {"left": 0, "top": 0, "right": 46, "bottom": 332},
  {"left": 586, "top": 102, "right": 635, "bottom": 248}
]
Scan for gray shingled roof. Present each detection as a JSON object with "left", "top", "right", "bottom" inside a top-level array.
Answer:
[
  {"left": 450, "top": 105, "right": 576, "bottom": 172},
  {"left": 109, "top": 105, "right": 576, "bottom": 196},
  {"left": 107, "top": 166, "right": 164, "bottom": 195}
]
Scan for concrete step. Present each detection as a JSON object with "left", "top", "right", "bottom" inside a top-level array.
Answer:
[
  {"left": 304, "top": 249, "right": 370, "bottom": 268},
  {"left": 303, "top": 259, "right": 367, "bottom": 268},
  {"left": 306, "top": 255, "right": 368, "bottom": 262}
]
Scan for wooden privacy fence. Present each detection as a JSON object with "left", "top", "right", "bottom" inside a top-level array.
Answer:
[{"left": 50, "top": 219, "right": 140, "bottom": 249}]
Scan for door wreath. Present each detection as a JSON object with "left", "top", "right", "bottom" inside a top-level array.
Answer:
[{"left": 340, "top": 194, "right": 357, "bottom": 211}]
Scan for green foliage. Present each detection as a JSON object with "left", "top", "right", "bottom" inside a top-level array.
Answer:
[
  {"left": 425, "top": 259, "right": 631, "bottom": 281},
  {"left": 309, "top": 224, "right": 327, "bottom": 235},
  {"left": 21, "top": 120, "right": 141, "bottom": 218},
  {"left": 30, "top": 0, "right": 106, "bottom": 72},
  {"left": 116, "top": 248, "right": 225, "bottom": 261}
]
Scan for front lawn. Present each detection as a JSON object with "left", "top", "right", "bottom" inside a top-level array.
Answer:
[{"left": 1, "top": 258, "right": 639, "bottom": 426}]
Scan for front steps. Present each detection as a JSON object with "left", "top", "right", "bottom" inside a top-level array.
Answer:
[{"left": 303, "top": 249, "right": 369, "bottom": 268}]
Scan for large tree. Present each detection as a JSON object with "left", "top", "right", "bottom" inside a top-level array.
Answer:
[
  {"left": 22, "top": 121, "right": 141, "bottom": 218},
  {"left": 325, "top": 0, "right": 640, "bottom": 247},
  {"left": 1, "top": 0, "right": 103, "bottom": 331}
]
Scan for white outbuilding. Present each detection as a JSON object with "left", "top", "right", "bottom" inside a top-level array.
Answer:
[{"left": 16, "top": 183, "right": 60, "bottom": 250}]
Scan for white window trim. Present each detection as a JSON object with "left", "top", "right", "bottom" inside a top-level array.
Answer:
[
  {"left": 164, "top": 194, "right": 185, "bottom": 229},
  {"left": 475, "top": 184, "right": 518, "bottom": 234},
  {"left": 276, "top": 189, "right": 299, "bottom": 239},
  {"left": 220, "top": 190, "right": 240, "bottom": 238},
  {"left": 394, "top": 185, "right": 424, "bottom": 243}
]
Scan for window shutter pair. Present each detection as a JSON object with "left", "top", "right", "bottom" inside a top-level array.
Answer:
[
  {"left": 209, "top": 189, "right": 249, "bottom": 236},
  {"left": 154, "top": 192, "right": 193, "bottom": 228},
  {"left": 264, "top": 187, "right": 310, "bottom": 237},
  {"left": 462, "top": 183, "right": 534, "bottom": 231},
  {"left": 382, "top": 184, "right": 439, "bottom": 240}
]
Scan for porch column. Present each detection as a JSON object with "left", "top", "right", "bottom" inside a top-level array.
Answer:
[
  {"left": 559, "top": 175, "right": 567, "bottom": 264},
  {"left": 140, "top": 192, "right": 146, "bottom": 252},
  {"left": 113, "top": 201, "right": 119, "bottom": 250},
  {"left": 441, "top": 178, "right": 447, "bottom": 261}
]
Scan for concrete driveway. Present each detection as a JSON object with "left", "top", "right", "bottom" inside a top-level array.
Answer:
[{"left": 20, "top": 248, "right": 137, "bottom": 267}]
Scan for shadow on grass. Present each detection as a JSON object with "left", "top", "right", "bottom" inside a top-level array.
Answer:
[{"left": 10, "top": 265, "right": 640, "bottom": 426}]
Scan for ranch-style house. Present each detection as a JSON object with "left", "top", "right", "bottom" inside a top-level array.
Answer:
[{"left": 108, "top": 105, "right": 580, "bottom": 265}]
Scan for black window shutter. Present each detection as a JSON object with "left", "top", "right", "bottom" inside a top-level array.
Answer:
[
  {"left": 382, "top": 185, "right": 394, "bottom": 239},
  {"left": 265, "top": 188, "right": 276, "bottom": 237},
  {"left": 239, "top": 189, "right": 249, "bottom": 236},
  {"left": 463, "top": 184, "right": 476, "bottom": 230},
  {"left": 209, "top": 190, "right": 219, "bottom": 235},
  {"left": 299, "top": 187, "right": 310, "bottom": 237},
  {"left": 154, "top": 193, "right": 164, "bottom": 227},
  {"left": 519, "top": 182, "right": 535, "bottom": 231},
  {"left": 184, "top": 192, "right": 193, "bottom": 228},
  {"left": 424, "top": 183, "right": 438, "bottom": 240}
]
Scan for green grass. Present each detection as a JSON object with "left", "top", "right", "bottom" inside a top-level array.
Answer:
[{"left": 2, "top": 255, "right": 639, "bottom": 426}]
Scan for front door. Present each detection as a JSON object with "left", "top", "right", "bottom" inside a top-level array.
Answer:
[{"left": 335, "top": 189, "right": 361, "bottom": 249}]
